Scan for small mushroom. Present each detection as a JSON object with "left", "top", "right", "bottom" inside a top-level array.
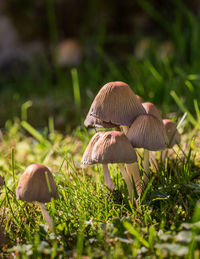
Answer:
[
  {"left": 16, "top": 164, "right": 59, "bottom": 232},
  {"left": 142, "top": 102, "right": 163, "bottom": 169},
  {"left": 127, "top": 114, "right": 168, "bottom": 185},
  {"left": 82, "top": 132, "right": 114, "bottom": 190},
  {"left": 88, "top": 81, "right": 146, "bottom": 128},
  {"left": 82, "top": 131, "right": 141, "bottom": 198}
]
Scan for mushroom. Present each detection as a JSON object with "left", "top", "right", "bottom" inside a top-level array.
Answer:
[
  {"left": 82, "top": 131, "right": 141, "bottom": 198},
  {"left": 16, "top": 164, "right": 59, "bottom": 232},
  {"left": 142, "top": 102, "right": 163, "bottom": 169},
  {"left": 86, "top": 81, "right": 146, "bottom": 134},
  {"left": 82, "top": 132, "right": 114, "bottom": 190},
  {"left": 126, "top": 114, "right": 168, "bottom": 185},
  {"left": 0, "top": 175, "right": 4, "bottom": 186}
]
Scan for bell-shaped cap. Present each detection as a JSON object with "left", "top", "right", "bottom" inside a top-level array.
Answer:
[
  {"left": 142, "top": 102, "right": 162, "bottom": 121},
  {"left": 127, "top": 114, "right": 169, "bottom": 151},
  {"left": 82, "top": 132, "right": 105, "bottom": 164},
  {"left": 163, "top": 119, "right": 181, "bottom": 148},
  {"left": 89, "top": 81, "right": 146, "bottom": 126},
  {"left": 16, "top": 164, "right": 59, "bottom": 203},
  {"left": 91, "top": 131, "right": 137, "bottom": 164},
  {"left": 0, "top": 175, "right": 4, "bottom": 186}
]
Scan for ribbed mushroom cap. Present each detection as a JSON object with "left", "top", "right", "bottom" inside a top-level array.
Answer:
[
  {"left": 91, "top": 131, "right": 137, "bottom": 164},
  {"left": 163, "top": 119, "right": 181, "bottom": 148},
  {"left": 16, "top": 164, "right": 59, "bottom": 203},
  {"left": 127, "top": 114, "right": 169, "bottom": 151},
  {"left": 142, "top": 102, "right": 162, "bottom": 121},
  {"left": 136, "top": 95, "right": 144, "bottom": 103},
  {"left": 84, "top": 107, "right": 116, "bottom": 128},
  {"left": 89, "top": 81, "right": 146, "bottom": 126},
  {"left": 0, "top": 175, "right": 4, "bottom": 186},
  {"left": 82, "top": 132, "right": 105, "bottom": 164}
]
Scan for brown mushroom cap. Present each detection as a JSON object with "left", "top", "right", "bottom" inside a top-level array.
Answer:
[
  {"left": 91, "top": 131, "right": 137, "bottom": 164},
  {"left": 16, "top": 164, "right": 59, "bottom": 203},
  {"left": 127, "top": 114, "right": 169, "bottom": 151},
  {"left": 142, "top": 102, "right": 162, "bottom": 121},
  {"left": 82, "top": 132, "right": 105, "bottom": 164},
  {"left": 89, "top": 81, "right": 146, "bottom": 126},
  {"left": 163, "top": 119, "right": 181, "bottom": 148},
  {"left": 0, "top": 175, "right": 4, "bottom": 187}
]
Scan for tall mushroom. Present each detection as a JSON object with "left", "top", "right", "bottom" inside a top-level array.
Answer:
[
  {"left": 82, "top": 131, "right": 141, "bottom": 199},
  {"left": 16, "top": 164, "right": 59, "bottom": 232},
  {"left": 127, "top": 114, "right": 168, "bottom": 185},
  {"left": 86, "top": 81, "right": 146, "bottom": 134},
  {"left": 142, "top": 102, "right": 163, "bottom": 170}
]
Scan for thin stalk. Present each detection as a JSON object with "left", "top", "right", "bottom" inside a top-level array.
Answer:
[
  {"left": 118, "top": 164, "right": 134, "bottom": 200},
  {"left": 37, "top": 202, "right": 54, "bottom": 232},
  {"left": 126, "top": 162, "right": 142, "bottom": 196},
  {"left": 143, "top": 149, "right": 149, "bottom": 185},
  {"left": 102, "top": 164, "right": 114, "bottom": 190}
]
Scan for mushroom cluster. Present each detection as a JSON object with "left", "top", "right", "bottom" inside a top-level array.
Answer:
[{"left": 83, "top": 81, "right": 181, "bottom": 199}]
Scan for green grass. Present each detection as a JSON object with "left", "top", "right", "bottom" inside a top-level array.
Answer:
[{"left": 0, "top": 114, "right": 200, "bottom": 258}]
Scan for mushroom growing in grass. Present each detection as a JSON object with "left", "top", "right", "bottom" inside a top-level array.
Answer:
[
  {"left": 82, "top": 131, "right": 114, "bottom": 190},
  {"left": 82, "top": 131, "right": 142, "bottom": 199},
  {"left": 86, "top": 81, "right": 146, "bottom": 134},
  {"left": 162, "top": 119, "right": 181, "bottom": 162},
  {"left": 142, "top": 102, "right": 163, "bottom": 169},
  {"left": 16, "top": 164, "right": 59, "bottom": 232},
  {"left": 0, "top": 175, "right": 4, "bottom": 186},
  {"left": 127, "top": 114, "right": 168, "bottom": 185}
]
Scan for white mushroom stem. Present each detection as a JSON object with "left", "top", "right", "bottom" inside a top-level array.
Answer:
[
  {"left": 126, "top": 162, "right": 142, "bottom": 196},
  {"left": 143, "top": 149, "right": 149, "bottom": 185},
  {"left": 102, "top": 164, "right": 114, "bottom": 190},
  {"left": 118, "top": 164, "right": 134, "bottom": 200},
  {"left": 37, "top": 202, "right": 54, "bottom": 232}
]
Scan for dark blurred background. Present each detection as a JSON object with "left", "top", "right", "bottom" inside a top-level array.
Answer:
[{"left": 1, "top": 0, "right": 200, "bottom": 131}]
